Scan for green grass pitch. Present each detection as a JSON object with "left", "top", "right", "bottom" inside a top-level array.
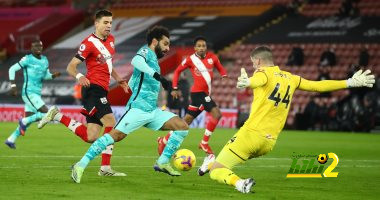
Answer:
[{"left": 0, "top": 122, "right": 379, "bottom": 200}]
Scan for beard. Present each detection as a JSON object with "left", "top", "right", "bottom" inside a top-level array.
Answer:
[{"left": 155, "top": 44, "right": 165, "bottom": 59}]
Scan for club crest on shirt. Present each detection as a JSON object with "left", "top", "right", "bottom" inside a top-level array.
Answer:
[
  {"left": 140, "top": 48, "right": 148, "bottom": 57},
  {"left": 100, "top": 97, "right": 108, "bottom": 104},
  {"left": 207, "top": 58, "right": 213, "bottom": 64}
]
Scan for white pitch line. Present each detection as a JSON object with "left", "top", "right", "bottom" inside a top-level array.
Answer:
[
  {"left": 1, "top": 155, "right": 379, "bottom": 163},
  {"left": 0, "top": 165, "right": 378, "bottom": 169}
]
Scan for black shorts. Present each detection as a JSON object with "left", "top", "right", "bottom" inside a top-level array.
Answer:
[
  {"left": 187, "top": 92, "right": 217, "bottom": 118},
  {"left": 81, "top": 84, "right": 112, "bottom": 126}
]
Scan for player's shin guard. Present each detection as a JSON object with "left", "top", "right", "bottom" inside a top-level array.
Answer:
[
  {"left": 210, "top": 168, "right": 240, "bottom": 186},
  {"left": 101, "top": 127, "right": 113, "bottom": 170},
  {"left": 56, "top": 113, "right": 88, "bottom": 142},
  {"left": 22, "top": 112, "right": 45, "bottom": 126},
  {"left": 157, "top": 130, "right": 188, "bottom": 165},
  {"left": 77, "top": 134, "right": 115, "bottom": 169}
]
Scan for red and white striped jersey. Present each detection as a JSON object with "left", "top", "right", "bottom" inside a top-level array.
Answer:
[
  {"left": 172, "top": 52, "right": 227, "bottom": 95},
  {"left": 75, "top": 33, "right": 115, "bottom": 91}
]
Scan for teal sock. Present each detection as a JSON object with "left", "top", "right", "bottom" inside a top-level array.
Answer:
[
  {"left": 7, "top": 127, "right": 21, "bottom": 143},
  {"left": 7, "top": 123, "right": 32, "bottom": 142},
  {"left": 77, "top": 134, "right": 114, "bottom": 168},
  {"left": 157, "top": 130, "right": 188, "bottom": 165},
  {"left": 22, "top": 112, "right": 45, "bottom": 126}
]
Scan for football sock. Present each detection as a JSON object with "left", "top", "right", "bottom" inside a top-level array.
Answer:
[
  {"left": 22, "top": 112, "right": 45, "bottom": 126},
  {"left": 157, "top": 130, "right": 188, "bottom": 165},
  {"left": 202, "top": 129, "right": 213, "bottom": 144},
  {"left": 7, "top": 127, "right": 21, "bottom": 143},
  {"left": 163, "top": 131, "right": 172, "bottom": 144},
  {"left": 55, "top": 112, "right": 88, "bottom": 142},
  {"left": 7, "top": 123, "right": 32, "bottom": 142},
  {"left": 101, "top": 127, "right": 113, "bottom": 170},
  {"left": 210, "top": 168, "right": 240, "bottom": 186},
  {"left": 78, "top": 134, "right": 114, "bottom": 169}
]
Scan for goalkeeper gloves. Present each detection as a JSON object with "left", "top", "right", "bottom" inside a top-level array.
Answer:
[
  {"left": 153, "top": 72, "right": 171, "bottom": 90},
  {"left": 347, "top": 69, "right": 375, "bottom": 88},
  {"left": 236, "top": 68, "right": 251, "bottom": 89}
]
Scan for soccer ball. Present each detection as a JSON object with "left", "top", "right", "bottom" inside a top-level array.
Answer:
[
  {"left": 317, "top": 154, "right": 328, "bottom": 164},
  {"left": 173, "top": 149, "right": 196, "bottom": 171}
]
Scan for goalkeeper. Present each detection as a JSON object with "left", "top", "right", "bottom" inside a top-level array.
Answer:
[{"left": 197, "top": 46, "right": 375, "bottom": 193}]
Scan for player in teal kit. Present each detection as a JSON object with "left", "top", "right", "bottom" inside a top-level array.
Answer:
[
  {"left": 70, "top": 26, "right": 190, "bottom": 183},
  {"left": 5, "top": 40, "right": 60, "bottom": 149}
]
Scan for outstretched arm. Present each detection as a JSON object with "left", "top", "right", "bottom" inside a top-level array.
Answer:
[
  {"left": 298, "top": 78, "right": 347, "bottom": 92},
  {"left": 298, "top": 69, "right": 375, "bottom": 92}
]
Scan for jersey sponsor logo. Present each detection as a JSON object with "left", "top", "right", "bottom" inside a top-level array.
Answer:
[
  {"left": 100, "top": 97, "right": 108, "bottom": 104},
  {"left": 96, "top": 53, "right": 113, "bottom": 64},
  {"left": 286, "top": 152, "right": 339, "bottom": 178}
]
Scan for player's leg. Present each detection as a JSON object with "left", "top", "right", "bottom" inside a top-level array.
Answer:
[
  {"left": 38, "top": 106, "right": 90, "bottom": 142},
  {"left": 200, "top": 97, "right": 221, "bottom": 155},
  {"left": 208, "top": 143, "right": 254, "bottom": 193},
  {"left": 157, "top": 93, "right": 202, "bottom": 155},
  {"left": 39, "top": 85, "right": 100, "bottom": 142},
  {"left": 207, "top": 130, "right": 273, "bottom": 193},
  {"left": 72, "top": 128, "right": 126, "bottom": 183},
  {"left": 5, "top": 95, "right": 46, "bottom": 148},
  {"left": 157, "top": 113, "right": 195, "bottom": 155},
  {"left": 97, "top": 113, "right": 125, "bottom": 176},
  {"left": 72, "top": 108, "right": 148, "bottom": 183},
  {"left": 5, "top": 112, "right": 33, "bottom": 149},
  {"left": 18, "top": 94, "right": 47, "bottom": 135},
  {"left": 150, "top": 109, "right": 189, "bottom": 176}
]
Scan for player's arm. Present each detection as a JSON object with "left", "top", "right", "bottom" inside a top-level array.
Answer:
[
  {"left": 171, "top": 61, "right": 188, "bottom": 99},
  {"left": 298, "top": 69, "right": 375, "bottom": 92},
  {"left": 237, "top": 68, "right": 268, "bottom": 89},
  {"left": 214, "top": 56, "right": 227, "bottom": 78},
  {"left": 67, "top": 57, "right": 90, "bottom": 87},
  {"left": 8, "top": 62, "right": 22, "bottom": 96},
  {"left": 131, "top": 55, "right": 170, "bottom": 90},
  {"left": 43, "top": 70, "right": 61, "bottom": 80},
  {"left": 111, "top": 68, "right": 129, "bottom": 93}
]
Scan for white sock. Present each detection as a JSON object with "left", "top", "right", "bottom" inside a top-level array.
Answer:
[
  {"left": 101, "top": 165, "right": 111, "bottom": 171},
  {"left": 204, "top": 129, "right": 213, "bottom": 136},
  {"left": 54, "top": 112, "right": 63, "bottom": 121}
]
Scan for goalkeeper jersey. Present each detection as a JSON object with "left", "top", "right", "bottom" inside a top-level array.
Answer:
[{"left": 243, "top": 66, "right": 347, "bottom": 139}]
